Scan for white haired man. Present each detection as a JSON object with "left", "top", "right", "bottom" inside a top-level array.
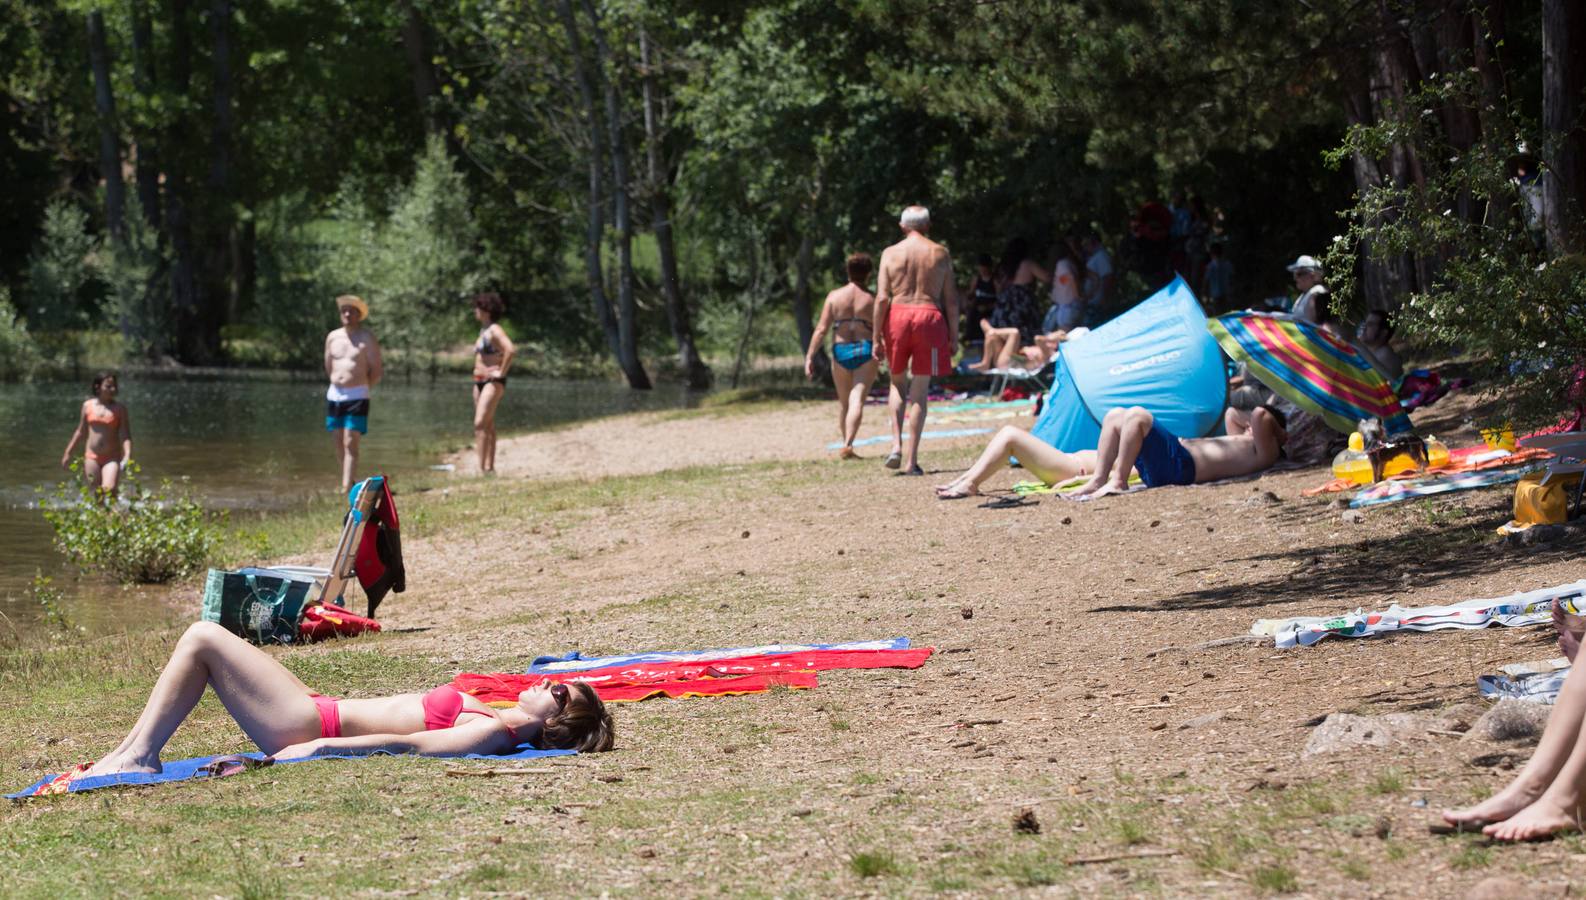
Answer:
[{"left": 874, "top": 205, "right": 959, "bottom": 476}]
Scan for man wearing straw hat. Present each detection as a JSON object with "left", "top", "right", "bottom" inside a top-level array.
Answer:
[{"left": 324, "top": 295, "right": 383, "bottom": 490}]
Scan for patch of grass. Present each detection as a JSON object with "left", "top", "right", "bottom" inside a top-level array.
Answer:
[
  {"left": 830, "top": 718, "right": 852, "bottom": 732},
  {"left": 1250, "top": 864, "right": 1299, "bottom": 893},
  {"left": 1113, "top": 812, "right": 1152, "bottom": 846},
  {"left": 1341, "top": 859, "right": 1371, "bottom": 881},
  {"left": 849, "top": 849, "right": 902, "bottom": 878},
  {"left": 236, "top": 868, "right": 284, "bottom": 900},
  {"left": 852, "top": 772, "right": 880, "bottom": 786},
  {"left": 1450, "top": 841, "right": 1492, "bottom": 870},
  {"left": 1370, "top": 768, "right": 1406, "bottom": 795},
  {"left": 466, "top": 862, "right": 510, "bottom": 884},
  {"left": 1384, "top": 841, "right": 1409, "bottom": 861}
]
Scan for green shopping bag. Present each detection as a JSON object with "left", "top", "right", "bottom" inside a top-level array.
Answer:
[{"left": 200, "top": 568, "right": 312, "bottom": 645}]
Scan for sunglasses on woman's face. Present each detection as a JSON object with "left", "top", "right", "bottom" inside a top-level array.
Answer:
[{"left": 550, "top": 682, "right": 570, "bottom": 711}]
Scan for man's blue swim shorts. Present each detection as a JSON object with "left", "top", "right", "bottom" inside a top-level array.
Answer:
[{"left": 1134, "top": 421, "right": 1195, "bottom": 487}]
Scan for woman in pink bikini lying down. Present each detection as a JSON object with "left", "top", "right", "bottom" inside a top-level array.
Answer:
[{"left": 74, "top": 622, "right": 614, "bottom": 781}]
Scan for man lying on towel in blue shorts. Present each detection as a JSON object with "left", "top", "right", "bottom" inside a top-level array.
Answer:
[{"left": 1069, "top": 405, "right": 1286, "bottom": 499}]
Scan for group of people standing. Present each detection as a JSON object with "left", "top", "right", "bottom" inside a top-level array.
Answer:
[
  {"left": 60, "top": 292, "right": 519, "bottom": 497},
  {"left": 804, "top": 207, "right": 1119, "bottom": 472},
  {"left": 322, "top": 292, "right": 517, "bottom": 488}
]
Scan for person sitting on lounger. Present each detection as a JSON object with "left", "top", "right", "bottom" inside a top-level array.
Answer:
[
  {"left": 66, "top": 622, "right": 613, "bottom": 783},
  {"left": 935, "top": 425, "right": 1106, "bottom": 499},
  {"left": 1069, "top": 405, "right": 1286, "bottom": 498},
  {"left": 1443, "top": 606, "right": 1586, "bottom": 842}
]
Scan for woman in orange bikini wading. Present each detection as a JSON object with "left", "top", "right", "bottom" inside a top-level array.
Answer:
[
  {"left": 60, "top": 622, "right": 613, "bottom": 785},
  {"left": 471, "top": 292, "right": 516, "bottom": 474},
  {"left": 60, "top": 371, "right": 133, "bottom": 495}
]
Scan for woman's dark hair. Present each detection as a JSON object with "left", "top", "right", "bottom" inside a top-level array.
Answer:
[
  {"left": 998, "top": 238, "right": 1030, "bottom": 280},
  {"left": 845, "top": 252, "right": 873, "bottom": 284},
  {"left": 1367, "top": 308, "right": 1395, "bottom": 337},
  {"left": 976, "top": 252, "right": 994, "bottom": 268},
  {"left": 90, "top": 371, "right": 118, "bottom": 395},
  {"left": 538, "top": 681, "right": 615, "bottom": 753},
  {"left": 472, "top": 292, "right": 505, "bottom": 323}
]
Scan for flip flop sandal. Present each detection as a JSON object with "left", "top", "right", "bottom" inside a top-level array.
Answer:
[
  {"left": 980, "top": 495, "right": 1034, "bottom": 509},
  {"left": 936, "top": 488, "right": 975, "bottom": 500},
  {"left": 900, "top": 465, "right": 925, "bottom": 476},
  {"left": 199, "top": 754, "right": 274, "bottom": 778},
  {"left": 884, "top": 452, "right": 902, "bottom": 470}
]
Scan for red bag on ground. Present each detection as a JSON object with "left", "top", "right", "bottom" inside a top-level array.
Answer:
[{"left": 299, "top": 603, "right": 381, "bottom": 642}]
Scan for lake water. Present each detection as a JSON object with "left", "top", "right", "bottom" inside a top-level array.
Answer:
[{"left": 0, "top": 374, "right": 698, "bottom": 637}]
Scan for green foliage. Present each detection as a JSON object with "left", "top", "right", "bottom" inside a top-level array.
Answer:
[
  {"left": 320, "top": 136, "right": 489, "bottom": 358},
  {"left": 1325, "top": 74, "right": 1586, "bottom": 428},
  {"left": 41, "top": 462, "right": 223, "bottom": 584},
  {"left": 847, "top": 849, "right": 901, "bottom": 878},
  {"left": 100, "top": 196, "right": 171, "bottom": 359},
  {"left": 24, "top": 198, "right": 99, "bottom": 333},
  {"left": 29, "top": 570, "right": 81, "bottom": 638},
  {"left": 0, "top": 285, "right": 45, "bottom": 380}
]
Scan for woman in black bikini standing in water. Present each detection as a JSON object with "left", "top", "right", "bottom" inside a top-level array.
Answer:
[
  {"left": 805, "top": 253, "right": 878, "bottom": 459},
  {"left": 471, "top": 292, "right": 515, "bottom": 474}
]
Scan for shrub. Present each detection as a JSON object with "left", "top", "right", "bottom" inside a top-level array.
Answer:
[
  {"left": 41, "top": 463, "right": 223, "bottom": 584},
  {"left": 0, "top": 287, "right": 45, "bottom": 381}
]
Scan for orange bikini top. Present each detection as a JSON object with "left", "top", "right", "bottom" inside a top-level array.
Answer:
[{"left": 85, "top": 402, "right": 124, "bottom": 430}]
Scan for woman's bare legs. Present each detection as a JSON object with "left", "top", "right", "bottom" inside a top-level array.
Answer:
[
  {"left": 833, "top": 362, "right": 877, "bottom": 456},
  {"left": 993, "top": 332, "right": 1023, "bottom": 369},
  {"left": 968, "top": 323, "right": 1018, "bottom": 372},
  {"left": 474, "top": 382, "right": 505, "bottom": 473},
  {"left": 84, "top": 622, "right": 322, "bottom": 776},
  {"left": 1442, "top": 653, "right": 1586, "bottom": 834},
  {"left": 936, "top": 426, "right": 1096, "bottom": 496}
]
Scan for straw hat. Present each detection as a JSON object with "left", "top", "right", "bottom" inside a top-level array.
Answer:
[
  {"left": 335, "top": 294, "right": 369, "bottom": 319},
  {"left": 1285, "top": 255, "right": 1323, "bottom": 274}
]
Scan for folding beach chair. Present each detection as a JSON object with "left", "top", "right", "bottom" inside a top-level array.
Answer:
[
  {"left": 270, "top": 475, "right": 390, "bottom": 614},
  {"left": 986, "top": 361, "right": 1054, "bottom": 400}
]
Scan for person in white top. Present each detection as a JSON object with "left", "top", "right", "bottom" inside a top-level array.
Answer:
[
  {"left": 1081, "top": 233, "right": 1114, "bottom": 312},
  {"left": 1286, "top": 255, "right": 1329, "bottom": 325},
  {"left": 1047, "top": 239, "right": 1084, "bottom": 331}
]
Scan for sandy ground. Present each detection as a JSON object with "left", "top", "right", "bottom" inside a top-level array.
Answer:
[{"left": 388, "top": 390, "right": 1586, "bottom": 895}]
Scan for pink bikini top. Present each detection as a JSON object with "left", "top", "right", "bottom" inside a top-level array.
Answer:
[{"left": 421, "top": 684, "right": 495, "bottom": 730}]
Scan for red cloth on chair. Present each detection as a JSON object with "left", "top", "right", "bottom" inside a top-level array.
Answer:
[
  {"left": 353, "top": 478, "right": 404, "bottom": 618},
  {"left": 299, "top": 603, "right": 382, "bottom": 642}
]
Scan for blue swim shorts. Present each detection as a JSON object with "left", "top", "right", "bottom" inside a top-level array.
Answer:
[
  {"left": 1134, "top": 421, "right": 1195, "bottom": 487},
  {"left": 325, "top": 398, "right": 370, "bottom": 434}
]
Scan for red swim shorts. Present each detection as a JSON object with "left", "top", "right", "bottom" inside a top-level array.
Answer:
[{"left": 885, "top": 304, "right": 951, "bottom": 377}]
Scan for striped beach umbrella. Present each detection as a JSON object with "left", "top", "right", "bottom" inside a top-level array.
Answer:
[{"left": 1208, "top": 311, "right": 1412, "bottom": 435}]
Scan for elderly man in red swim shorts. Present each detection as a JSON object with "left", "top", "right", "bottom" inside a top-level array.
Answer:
[{"left": 874, "top": 205, "right": 959, "bottom": 476}]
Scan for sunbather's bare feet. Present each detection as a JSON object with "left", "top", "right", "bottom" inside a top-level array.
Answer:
[
  {"left": 1443, "top": 780, "right": 1545, "bottom": 829},
  {"left": 1483, "top": 793, "right": 1582, "bottom": 842},
  {"left": 83, "top": 751, "right": 161, "bottom": 778},
  {"left": 935, "top": 478, "right": 979, "bottom": 499},
  {"left": 1085, "top": 479, "right": 1132, "bottom": 499},
  {"left": 1067, "top": 475, "right": 1111, "bottom": 498}
]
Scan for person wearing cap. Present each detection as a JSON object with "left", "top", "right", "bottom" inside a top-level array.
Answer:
[
  {"left": 874, "top": 205, "right": 959, "bottom": 476},
  {"left": 324, "top": 295, "right": 383, "bottom": 490},
  {"left": 1285, "top": 255, "right": 1328, "bottom": 325}
]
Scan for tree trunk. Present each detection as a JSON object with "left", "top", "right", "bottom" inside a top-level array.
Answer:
[
  {"left": 582, "top": 0, "right": 651, "bottom": 390},
  {"left": 166, "top": 0, "right": 202, "bottom": 361},
  {"left": 198, "top": 0, "right": 237, "bottom": 362},
  {"left": 399, "top": 0, "right": 443, "bottom": 136},
  {"left": 129, "top": 0, "right": 161, "bottom": 230},
  {"left": 639, "top": 29, "right": 710, "bottom": 389},
  {"left": 1542, "top": 0, "right": 1586, "bottom": 254},
  {"left": 86, "top": 11, "right": 126, "bottom": 244},
  {"left": 552, "top": 0, "right": 624, "bottom": 373}
]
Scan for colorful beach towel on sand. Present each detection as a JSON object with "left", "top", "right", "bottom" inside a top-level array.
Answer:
[
  {"left": 1300, "top": 445, "right": 1554, "bottom": 497},
  {"left": 530, "top": 638, "right": 913, "bottom": 673},
  {"left": 1253, "top": 580, "right": 1586, "bottom": 649},
  {"left": 829, "top": 428, "right": 992, "bottom": 450},
  {"left": 1348, "top": 465, "right": 1539, "bottom": 508},
  {"left": 467, "top": 642, "right": 934, "bottom": 704},
  {"left": 8, "top": 743, "right": 572, "bottom": 798}
]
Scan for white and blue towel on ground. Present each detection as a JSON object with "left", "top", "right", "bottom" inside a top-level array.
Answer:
[{"left": 1252, "top": 580, "right": 1586, "bottom": 649}]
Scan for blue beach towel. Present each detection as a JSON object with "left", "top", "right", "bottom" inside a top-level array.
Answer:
[
  {"left": 828, "top": 429, "right": 991, "bottom": 450},
  {"left": 8, "top": 743, "right": 573, "bottom": 798}
]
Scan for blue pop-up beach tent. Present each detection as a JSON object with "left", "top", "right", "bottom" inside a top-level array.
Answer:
[{"left": 1030, "top": 276, "right": 1227, "bottom": 451}]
